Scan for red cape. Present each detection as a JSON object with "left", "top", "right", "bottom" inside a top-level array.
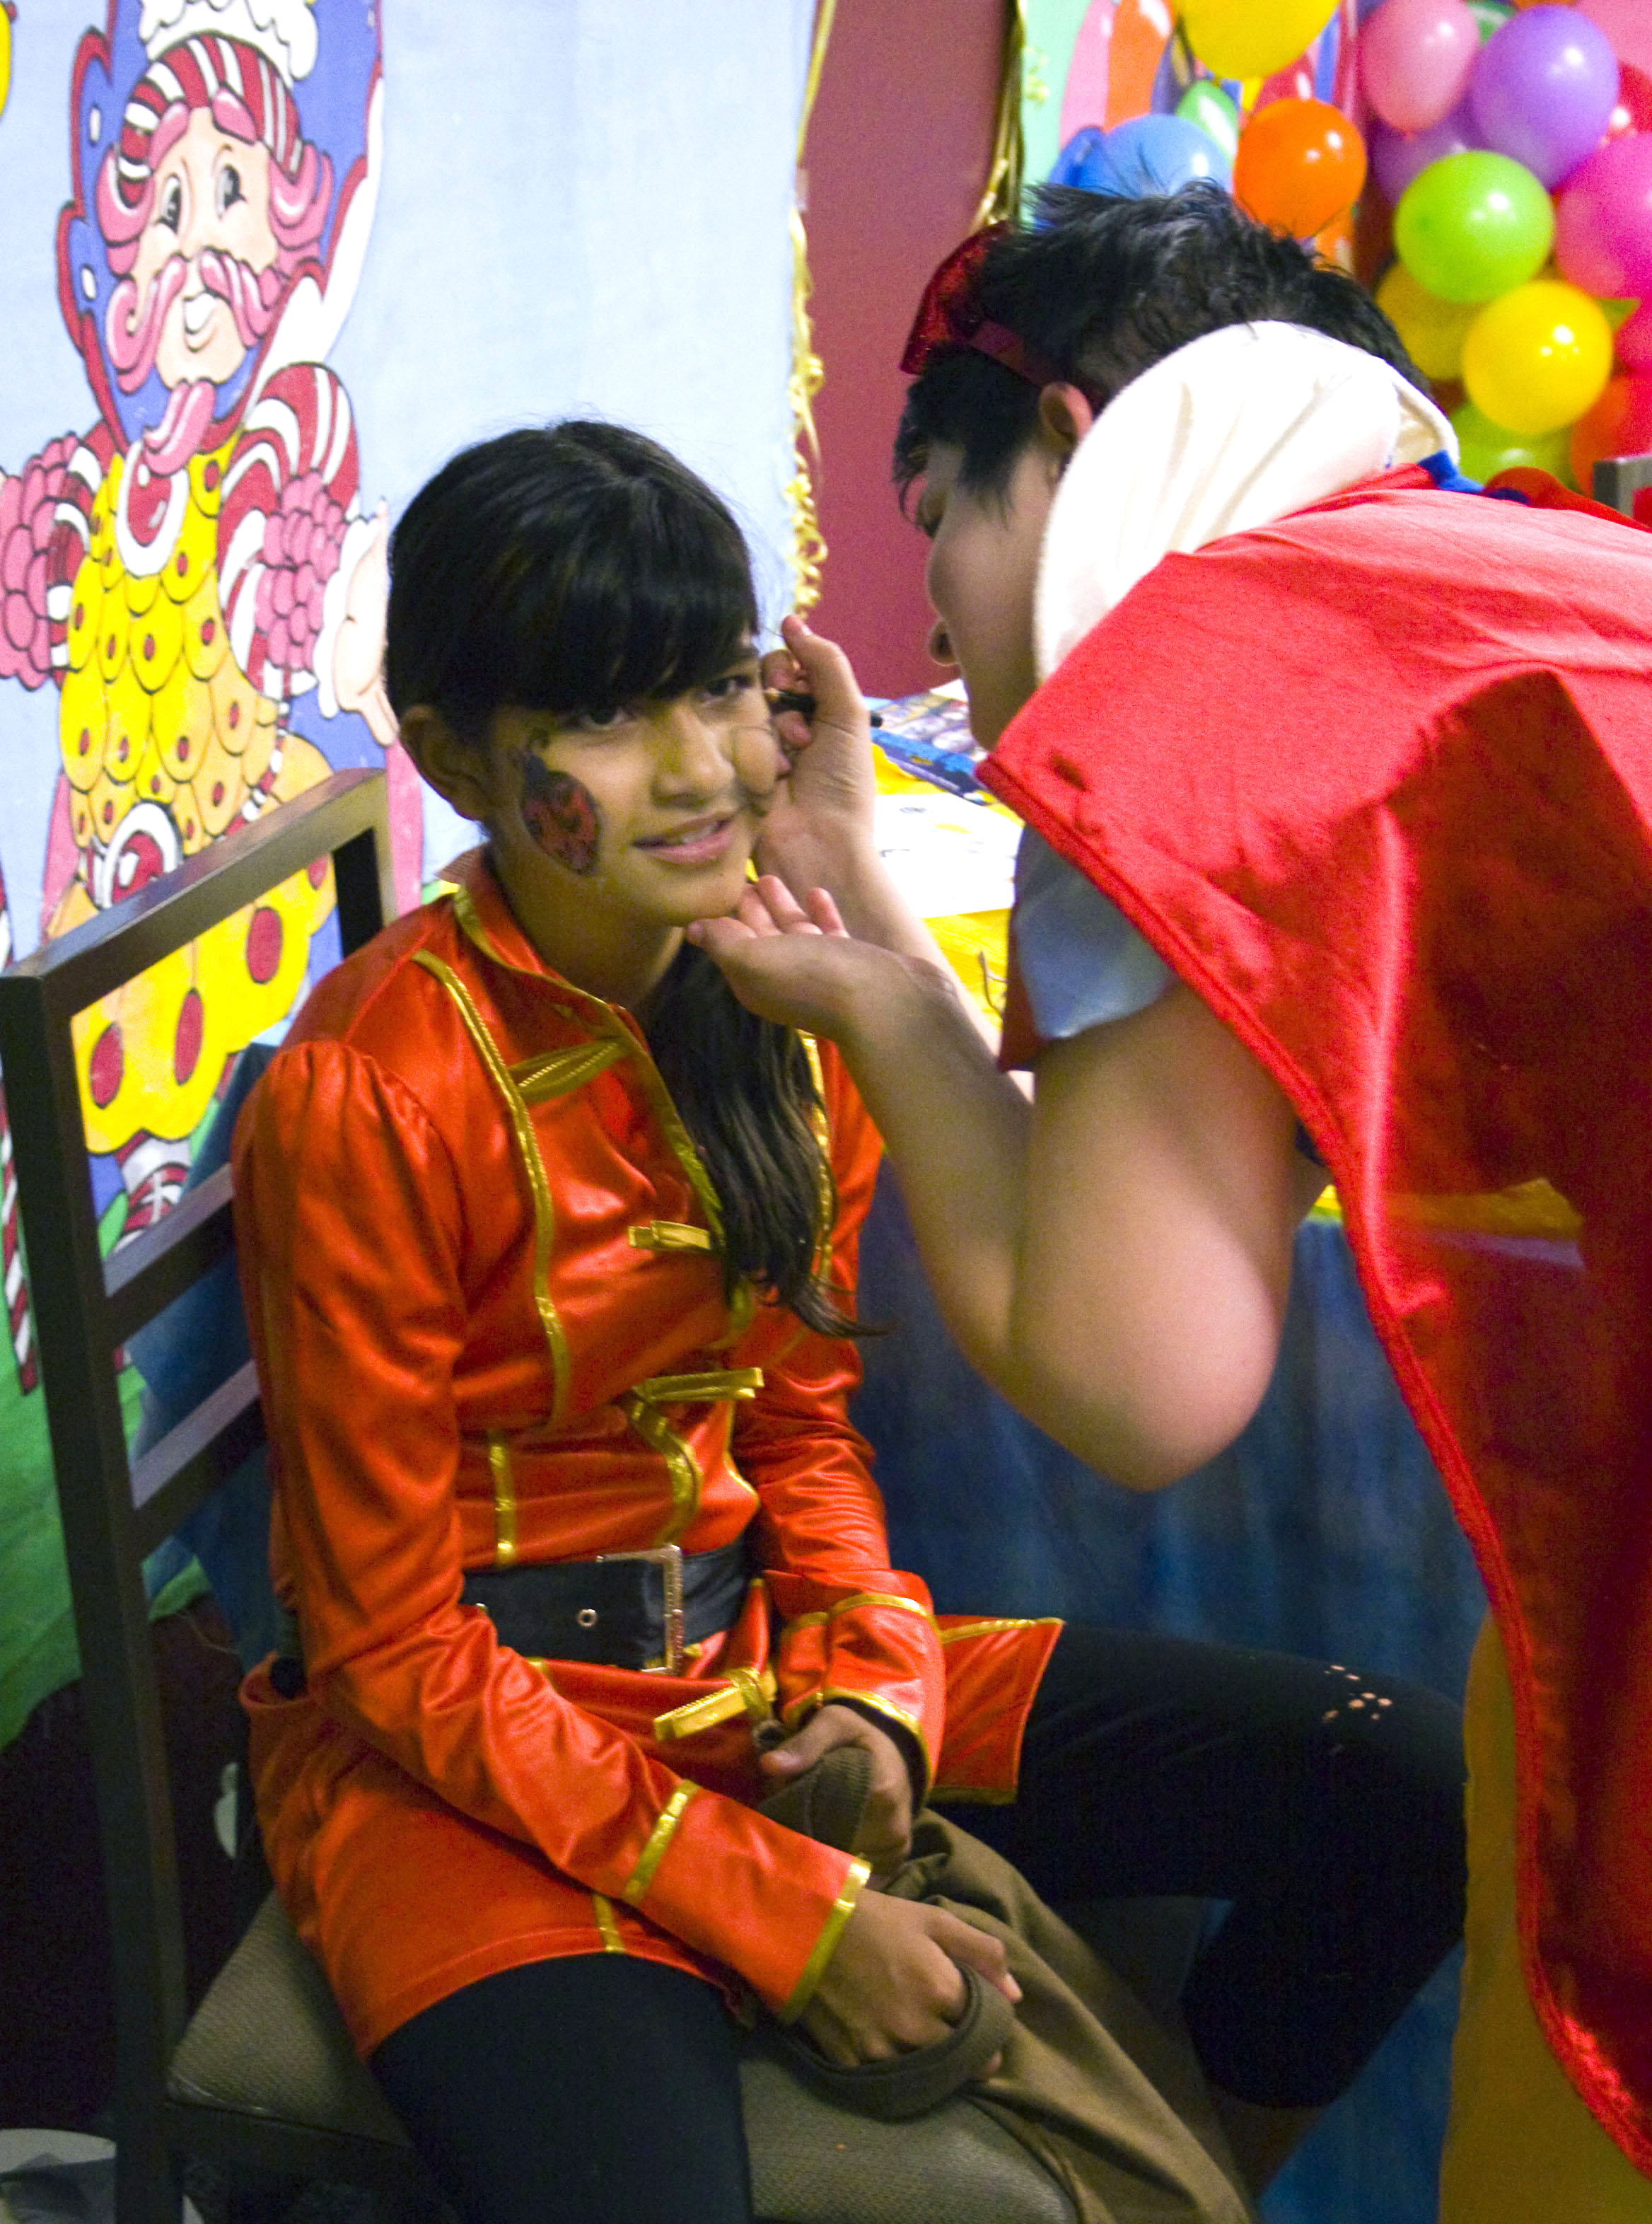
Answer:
[{"left": 983, "top": 463, "right": 1652, "bottom": 2171}]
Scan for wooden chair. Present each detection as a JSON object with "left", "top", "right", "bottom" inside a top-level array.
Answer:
[{"left": 0, "top": 772, "right": 1083, "bottom": 2224}]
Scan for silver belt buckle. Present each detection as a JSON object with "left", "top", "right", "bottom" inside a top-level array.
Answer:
[{"left": 594, "top": 1544, "right": 685, "bottom": 1674}]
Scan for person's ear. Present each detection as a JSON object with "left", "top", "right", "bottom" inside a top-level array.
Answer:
[
  {"left": 397, "top": 705, "right": 497, "bottom": 822},
  {"left": 1037, "top": 383, "right": 1096, "bottom": 466}
]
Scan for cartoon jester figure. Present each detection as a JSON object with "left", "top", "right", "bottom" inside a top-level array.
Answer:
[{"left": 0, "top": 0, "right": 411, "bottom": 1239}]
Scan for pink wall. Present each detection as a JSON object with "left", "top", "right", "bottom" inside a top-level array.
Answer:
[{"left": 803, "top": 0, "right": 1006, "bottom": 696}]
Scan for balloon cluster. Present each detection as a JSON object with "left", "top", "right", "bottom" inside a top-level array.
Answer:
[
  {"left": 1367, "top": 1, "right": 1651, "bottom": 488},
  {"left": 1045, "top": 0, "right": 1652, "bottom": 494},
  {"left": 1050, "top": 3, "right": 1368, "bottom": 252}
]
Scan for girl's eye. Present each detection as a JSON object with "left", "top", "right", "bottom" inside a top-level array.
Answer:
[
  {"left": 704, "top": 673, "right": 758, "bottom": 704},
  {"left": 573, "top": 707, "right": 632, "bottom": 734},
  {"left": 159, "top": 178, "right": 182, "bottom": 232},
  {"left": 216, "top": 164, "right": 243, "bottom": 218}
]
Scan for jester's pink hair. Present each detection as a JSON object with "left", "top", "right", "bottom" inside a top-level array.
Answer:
[{"left": 96, "top": 34, "right": 331, "bottom": 396}]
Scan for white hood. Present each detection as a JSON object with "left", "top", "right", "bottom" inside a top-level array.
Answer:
[{"left": 1034, "top": 320, "right": 1456, "bottom": 683}]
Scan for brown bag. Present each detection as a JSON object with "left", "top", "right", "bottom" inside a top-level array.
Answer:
[{"left": 881, "top": 1814, "right": 1256, "bottom": 2224}]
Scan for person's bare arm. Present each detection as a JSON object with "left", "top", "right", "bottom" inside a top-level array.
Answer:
[
  {"left": 756, "top": 615, "right": 946, "bottom": 965},
  {"left": 692, "top": 884, "right": 1317, "bottom": 1489}
]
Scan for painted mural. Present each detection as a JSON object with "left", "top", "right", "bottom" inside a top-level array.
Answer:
[{"left": 0, "top": 0, "right": 417, "bottom": 1339}]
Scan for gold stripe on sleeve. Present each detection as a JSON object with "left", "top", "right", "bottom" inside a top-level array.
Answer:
[
  {"left": 829, "top": 1592, "right": 936, "bottom": 1623},
  {"left": 778, "top": 1858, "right": 872, "bottom": 2025},
  {"left": 485, "top": 1430, "right": 518, "bottom": 1566},
  {"left": 938, "top": 1617, "right": 1063, "bottom": 1643},
  {"left": 622, "top": 1783, "right": 701, "bottom": 1906},
  {"left": 591, "top": 1893, "right": 626, "bottom": 1954}
]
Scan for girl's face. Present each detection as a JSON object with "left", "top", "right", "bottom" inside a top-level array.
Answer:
[{"left": 489, "top": 649, "right": 784, "bottom": 932}]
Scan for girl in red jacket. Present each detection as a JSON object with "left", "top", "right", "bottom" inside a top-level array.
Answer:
[{"left": 235, "top": 417, "right": 1462, "bottom": 2224}]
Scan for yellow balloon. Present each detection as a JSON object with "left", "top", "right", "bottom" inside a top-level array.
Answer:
[
  {"left": 1462, "top": 280, "right": 1613, "bottom": 436},
  {"left": 1181, "top": 0, "right": 1339, "bottom": 80},
  {"left": 1378, "top": 264, "right": 1480, "bottom": 383}
]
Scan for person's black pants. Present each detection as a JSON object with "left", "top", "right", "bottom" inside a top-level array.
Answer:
[
  {"left": 371, "top": 1626, "right": 1467, "bottom": 2223},
  {"left": 950, "top": 1623, "right": 1467, "bottom": 2109}
]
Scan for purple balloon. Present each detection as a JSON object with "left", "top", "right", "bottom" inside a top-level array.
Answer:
[
  {"left": 1370, "top": 98, "right": 1482, "bottom": 204},
  {"left": 1470, "top": 5, "right": 1619, "bottom": 187},
  {"left": 1555, "top": 133, "right": 1652, "bottom": 297}
]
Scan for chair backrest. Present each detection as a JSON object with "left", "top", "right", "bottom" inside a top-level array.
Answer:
[{"left": 0, "top": 770, "right": 393, "bottom": 2217}]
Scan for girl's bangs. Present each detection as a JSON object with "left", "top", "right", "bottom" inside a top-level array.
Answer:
[{"left": 503, "top": 480, "right": 757, "bottom": 719}]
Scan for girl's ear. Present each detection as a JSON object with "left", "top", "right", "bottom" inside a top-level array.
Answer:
[
  {"left": 397, "top": 705, "right": 497, "bottom": 823},
  {"left": 1037, "top": 382, "right": 1097, "bottom": 463}
]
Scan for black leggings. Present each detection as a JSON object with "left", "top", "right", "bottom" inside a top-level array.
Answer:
[
  {"left": 949, "top": 1623, "right": 1467, "bottom": 2109},
  {"left": 371, "top": 1626, "right": 1466, "bottom": 2224}
]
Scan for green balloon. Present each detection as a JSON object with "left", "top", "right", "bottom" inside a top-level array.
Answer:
[
  {"left": 1451, "top": 403, "right": 1574, "bottom": 488},
  {"left": 1175, "top": 79, "right": 1240, "bottom": 165},
  {"left": 1467, "top": 1, "right": 1513, "bottom": 42},
  {"left": 1394, "top": 152, "right": 1554, "bottom": 306}
]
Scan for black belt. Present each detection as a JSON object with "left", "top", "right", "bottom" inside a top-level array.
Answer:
[
  {"left": 460, "top": 1539, "right": 750, "bottom": 1673},
  {"left": 267, "top": 1539, "right": 751, "bottom": 1698}
]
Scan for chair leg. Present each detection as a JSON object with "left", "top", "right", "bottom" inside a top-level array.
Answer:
[{"left": 115, "top": 2120, "right": 186, "bottom": 2224}]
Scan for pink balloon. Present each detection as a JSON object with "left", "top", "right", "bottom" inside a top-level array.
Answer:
[
  {"left": 1578, "top": 1, "right": 1652, "bottom": 83},
  {"left": 1360, "top": 0, "right": 1480, "bottom": 133},
  {"left": 1556, "top": 133, "right": 1652, "bottom": 296},
  {"left": 1614, "top": 299, "right": 1652, "bottom": 372}
]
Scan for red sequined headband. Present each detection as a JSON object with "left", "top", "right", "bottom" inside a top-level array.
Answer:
[{"left": 900, "top": 226, "right": 1068, "bottom": 390}]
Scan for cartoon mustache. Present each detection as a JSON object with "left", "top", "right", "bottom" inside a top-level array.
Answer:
[{"left": 105, "top": 248, "right": 283, "bottom": 393}]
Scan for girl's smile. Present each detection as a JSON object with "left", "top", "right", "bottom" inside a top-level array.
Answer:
[{"left": 633, "top": 812, "right": 740, "bottom": 866}]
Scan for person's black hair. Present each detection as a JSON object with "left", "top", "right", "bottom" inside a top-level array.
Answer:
[
  {"left": 894, "top": 183, "right": 1425, "bottom": 504},
  {"left": 386, "top": 420, "right": 857, "bottom": 1337}
]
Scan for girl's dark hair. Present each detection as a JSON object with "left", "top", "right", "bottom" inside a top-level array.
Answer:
[
  {"left": 386, "top": 421, "right": 856, "bottom": 1337},
  {"left": 895, "top": 183, "right": 1425, "bottom": 504}
]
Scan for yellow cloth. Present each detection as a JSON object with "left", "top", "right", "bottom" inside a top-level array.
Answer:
[
  {"left": 1439, "top": 1618, "right": 1652, "bottom": 2222},
  {"left": 872, "top": 746, "right": 1009, "bottom": 1025}
]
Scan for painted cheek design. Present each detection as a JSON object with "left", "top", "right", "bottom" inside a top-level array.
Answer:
[
  {"left": 520, "top": 758, "right": 602, "bottom": 876},
  {"left": 730, "top": 722, "right": 786, "bottom": 813}
]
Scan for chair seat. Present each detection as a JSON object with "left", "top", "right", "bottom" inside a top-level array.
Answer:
[{"left": 169, "top": 1893, "right": 1076, "bottom": 2224}]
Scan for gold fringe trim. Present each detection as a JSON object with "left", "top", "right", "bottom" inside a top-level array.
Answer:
[
  {"left": 592, "top": 1892, "right": 626, "bottom": 1954},
  {"left": 973, "top": 0, "right": 1027, "bottom": 231},
  {"left": 786, "top": 0, "right": 836, "bottom": 611}
]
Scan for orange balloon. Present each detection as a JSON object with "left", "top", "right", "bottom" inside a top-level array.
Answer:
[{"left": 1233, "top": 98, "right": 1368, "bottom": 239}]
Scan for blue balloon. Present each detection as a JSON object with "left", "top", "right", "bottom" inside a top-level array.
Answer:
[{"left": 1048, "top": 112, "right": 1233, "bottom": 200}]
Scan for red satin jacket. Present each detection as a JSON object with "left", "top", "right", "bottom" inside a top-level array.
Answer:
[
  {"left": 983, "top": 463, "right": 1652, "bottom": 2173},
  {"left": 233, "top": 851, "right": 1057, "bottom": 2057}
]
